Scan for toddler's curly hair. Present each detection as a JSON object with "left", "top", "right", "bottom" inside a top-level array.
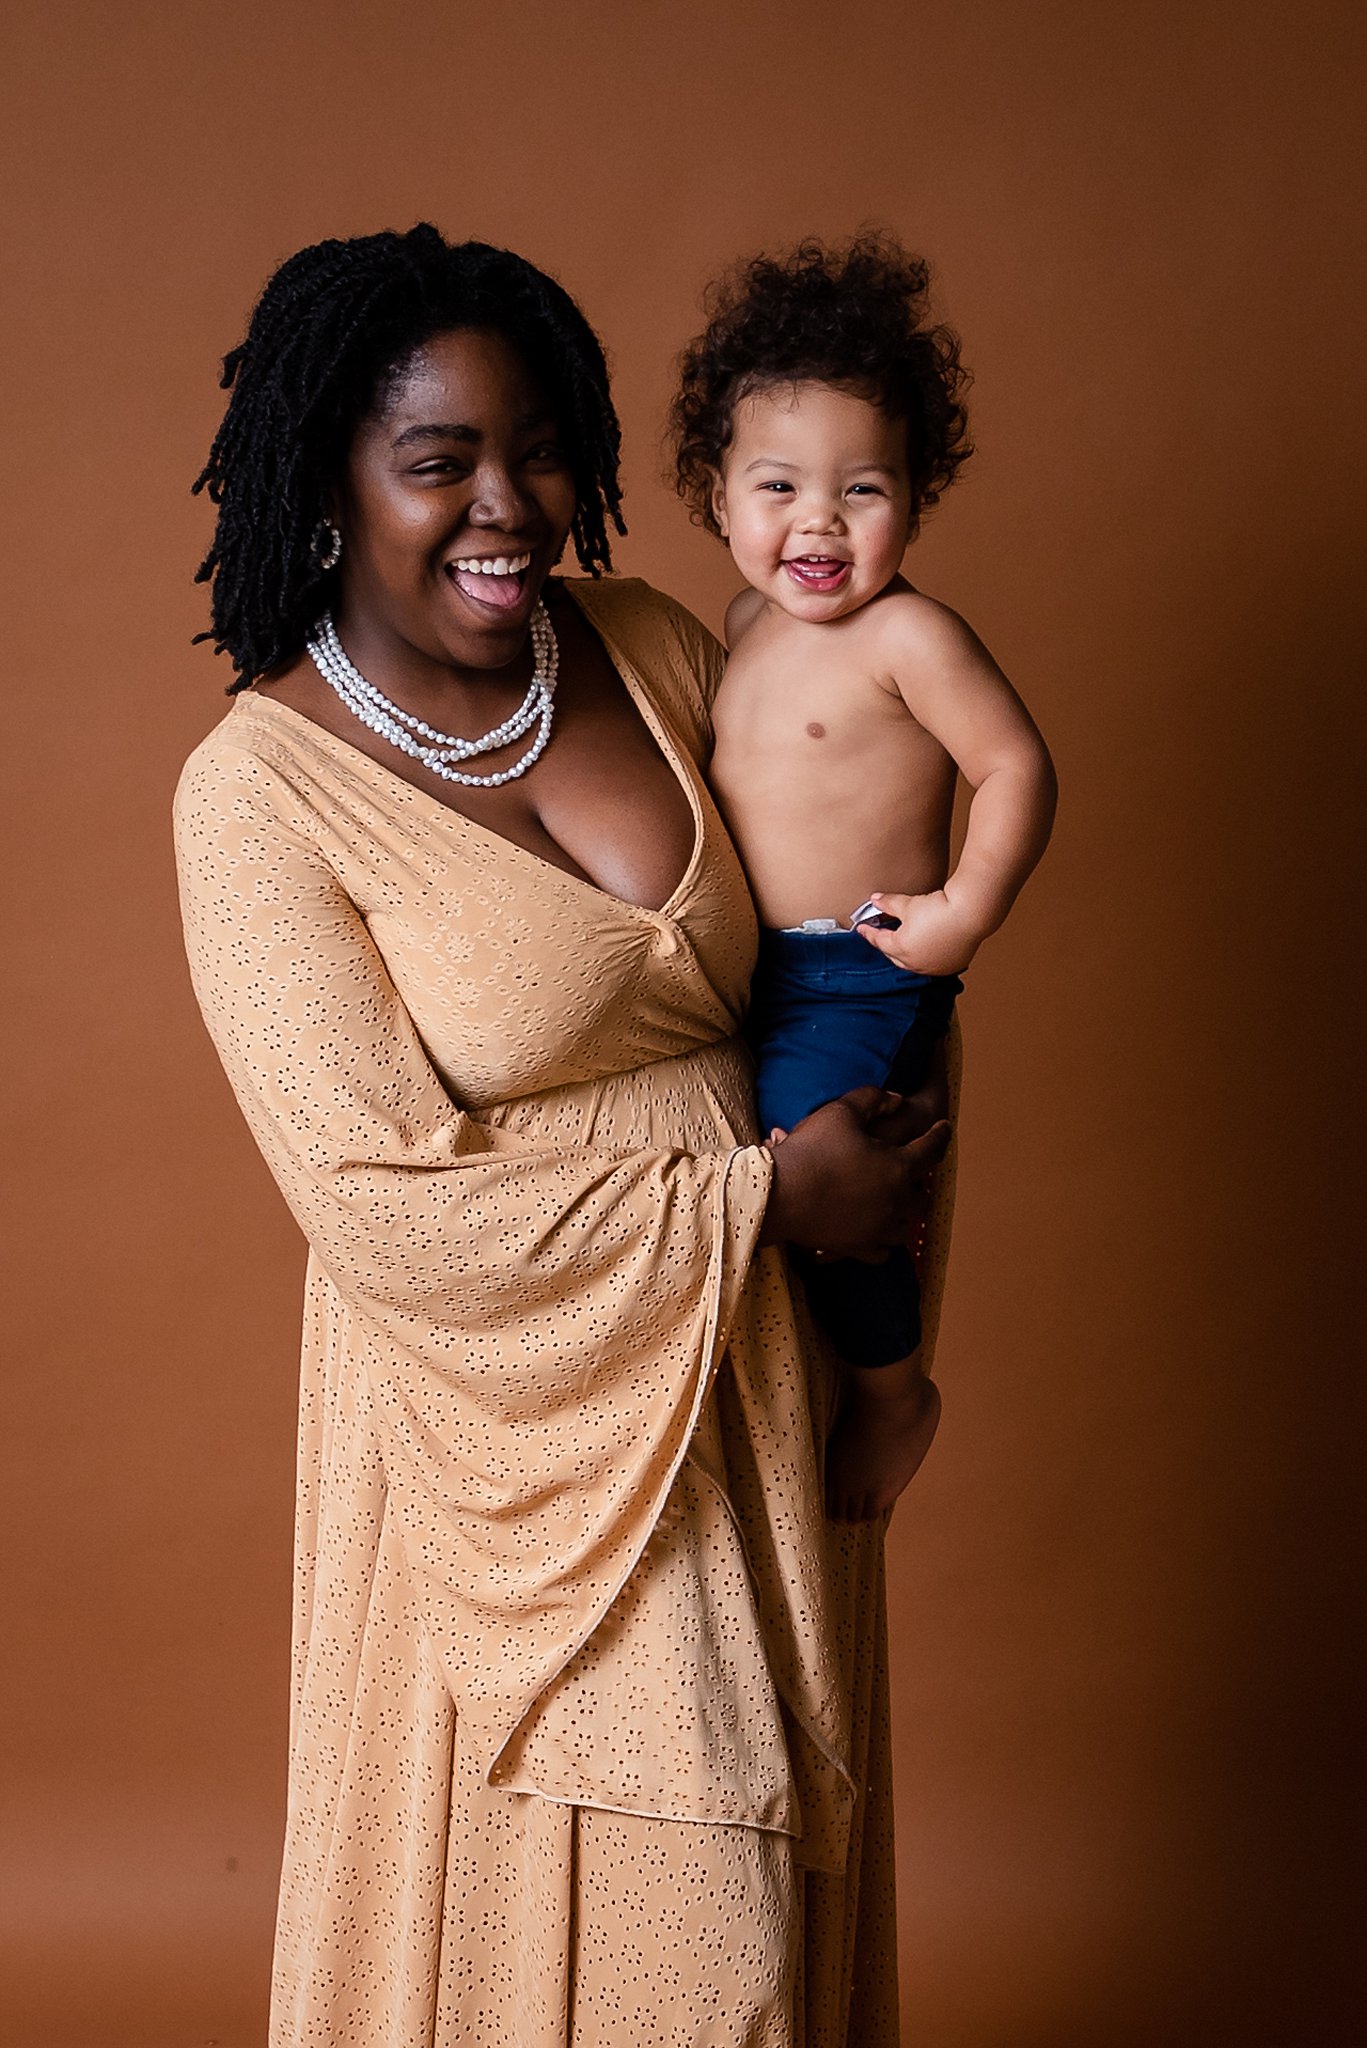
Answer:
[{"left": 671, "top": 233, "right": 972, "bottom": 537}]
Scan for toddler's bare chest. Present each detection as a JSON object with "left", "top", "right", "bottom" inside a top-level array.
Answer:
[{"left": 712, "top": 652, "right": 928, "bottom": 779}]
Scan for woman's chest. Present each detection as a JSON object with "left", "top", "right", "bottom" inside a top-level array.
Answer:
[
  {"left": 350, "top": 814, "right": 757, "bottom": 1110},
  {"left": 295, "top": 596, "right": 701, "bottom": 918}
]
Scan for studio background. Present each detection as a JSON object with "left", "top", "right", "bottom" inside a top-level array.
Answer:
[{"left": 2, "top": 3, "right": 1363, "bottom": 2043}]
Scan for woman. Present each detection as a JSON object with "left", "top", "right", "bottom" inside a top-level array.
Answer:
[{"left": 176, "top": 224, "right": 953, "bottom": 2047}]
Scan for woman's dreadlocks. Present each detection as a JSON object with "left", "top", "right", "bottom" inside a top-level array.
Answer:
[{"left": 193, "top": 224, "right": 625, "bottom": 688}]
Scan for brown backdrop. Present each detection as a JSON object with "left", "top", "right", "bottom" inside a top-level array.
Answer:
[{"left": 3, "top": 3, "right": 1364, "bottom": 2042}]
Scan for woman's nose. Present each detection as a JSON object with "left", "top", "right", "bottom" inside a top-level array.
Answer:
[{"left": 468, "top": 462, "right": 533, "bottom": 530}]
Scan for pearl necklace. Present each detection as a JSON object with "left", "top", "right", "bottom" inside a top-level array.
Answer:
[{"left": 306, "top": 604, "right": 558, "bottom": 787}]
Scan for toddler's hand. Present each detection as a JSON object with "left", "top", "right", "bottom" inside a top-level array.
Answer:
[{"left": 856, "top": 891, "right": 978, "bottom": 975}]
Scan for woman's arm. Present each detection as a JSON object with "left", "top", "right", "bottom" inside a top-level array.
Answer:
[{"left": 174, "top": 736, "right": 773, "bottom": 1345}]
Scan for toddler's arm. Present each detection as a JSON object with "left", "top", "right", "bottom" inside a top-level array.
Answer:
[{"left": 862, "top": 599, "right": 1057, "bottom": 975}]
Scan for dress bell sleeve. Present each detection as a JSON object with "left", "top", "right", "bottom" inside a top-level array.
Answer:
[{"left": 174, "top": 736, "right": 772, "bottom": 1753}]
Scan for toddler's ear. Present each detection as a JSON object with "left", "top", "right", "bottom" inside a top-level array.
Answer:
[{"left": 709, "top": 471, "right": 729, "bottom": 537}]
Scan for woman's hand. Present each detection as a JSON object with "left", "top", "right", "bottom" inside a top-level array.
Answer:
[{"left": 761, "top": 1086, "right": 952, "bottom": 1260}]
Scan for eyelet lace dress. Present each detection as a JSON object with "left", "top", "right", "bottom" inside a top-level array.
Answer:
[{"left": 174, "top": 578, "right": 957, "bottom": 2047}]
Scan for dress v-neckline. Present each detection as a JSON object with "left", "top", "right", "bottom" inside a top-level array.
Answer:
[{"left": 235, "top": 580, "right": 708, "bottom": 926}]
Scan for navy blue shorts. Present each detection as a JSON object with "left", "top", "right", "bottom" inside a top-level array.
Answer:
[{"left": 749, "top": 926, "right": 960, "bottom": 1369}]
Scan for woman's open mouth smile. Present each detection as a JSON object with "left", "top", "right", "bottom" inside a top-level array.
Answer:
[
  {"left": 445, "top": 551, "right": 534, "bottom": 614},
  {"left": 783, "top": 555, "right": 851, "bottom": 593}
]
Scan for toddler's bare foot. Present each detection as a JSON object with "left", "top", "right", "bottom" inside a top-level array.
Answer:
[{"left": 825, "top": 1360, "right": 941, "bottom": 1522}]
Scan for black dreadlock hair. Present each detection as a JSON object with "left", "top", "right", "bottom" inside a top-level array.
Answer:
[
  {"left": 672, "top": 232, "right": 971, "bottom": 538},
  {"left": 193, "top": 224, "right": 626, "bottom": 688}
]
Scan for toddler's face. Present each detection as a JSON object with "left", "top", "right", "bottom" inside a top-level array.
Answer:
[{"left": 711, "top": 383, "right": 914, "bottom": 623}]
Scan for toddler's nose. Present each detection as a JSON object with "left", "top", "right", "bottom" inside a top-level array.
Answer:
[{"left": 797, "top": 498, "right": 845, "bottom": 534}]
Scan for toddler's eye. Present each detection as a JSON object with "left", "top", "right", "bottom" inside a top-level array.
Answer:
[
  {"left": 758, "top": 480, "right": 794, "bottom": 495},
  {"left": 848, "top": 484, "right": 884, "bottom": 497}
]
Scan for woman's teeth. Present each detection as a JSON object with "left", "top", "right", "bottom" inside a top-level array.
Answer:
[
  {"left": 449, "top": 553, "right": 532, "bottom": 577},
  {"left": 448, "top": 553, "right": 533, "bottom": 611}
]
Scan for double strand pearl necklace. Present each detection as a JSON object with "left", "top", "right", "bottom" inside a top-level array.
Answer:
[{"left": 306, "top": 603, "right": 558, "bottom": 788}]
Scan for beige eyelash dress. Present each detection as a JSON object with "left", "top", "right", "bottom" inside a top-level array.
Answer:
[{"left": 174, "top": 577, "right": 956, "bottom": 2047}]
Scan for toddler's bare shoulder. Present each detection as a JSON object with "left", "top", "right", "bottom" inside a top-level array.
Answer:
[
  {"left": 723, "top": 586, "right": 766, "bottom": 649},
  {"left": 866, "top": 584, "right": 984, "bottom": 671}
]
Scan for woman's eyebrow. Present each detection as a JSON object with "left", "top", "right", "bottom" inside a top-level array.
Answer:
[
  {"left": 391, "top": 411, "right": 557, "bottom": 450},
  {"left": 391, "top": 421, "right": 479, "bottom": 449}
]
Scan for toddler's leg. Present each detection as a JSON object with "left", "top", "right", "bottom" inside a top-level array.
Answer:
[
  {"left": 823, "top": 1350, "right": 941, "bottom": 1523},
  {"left": 796, "top": 1244, "right": 941, "bottom": 1520},
  {"left": 748, "top": 936, "right": 958, "bottom": 1520},
  {"left": 821, "top": 992, "right": 955, "bottom": 1518}
]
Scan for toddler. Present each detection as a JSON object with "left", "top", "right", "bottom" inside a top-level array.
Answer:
[{"left": 672, "top": 236, "right": 1056, "bottom": 1521}]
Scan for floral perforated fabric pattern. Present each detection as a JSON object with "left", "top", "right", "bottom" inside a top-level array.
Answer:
[{"left": 175, "top": 578, "right": 955, "bottom": 2045}]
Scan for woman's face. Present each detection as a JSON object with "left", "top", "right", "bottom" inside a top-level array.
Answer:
[{"left": 334, "top": 326, "right": 578, "bottom": 675}]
